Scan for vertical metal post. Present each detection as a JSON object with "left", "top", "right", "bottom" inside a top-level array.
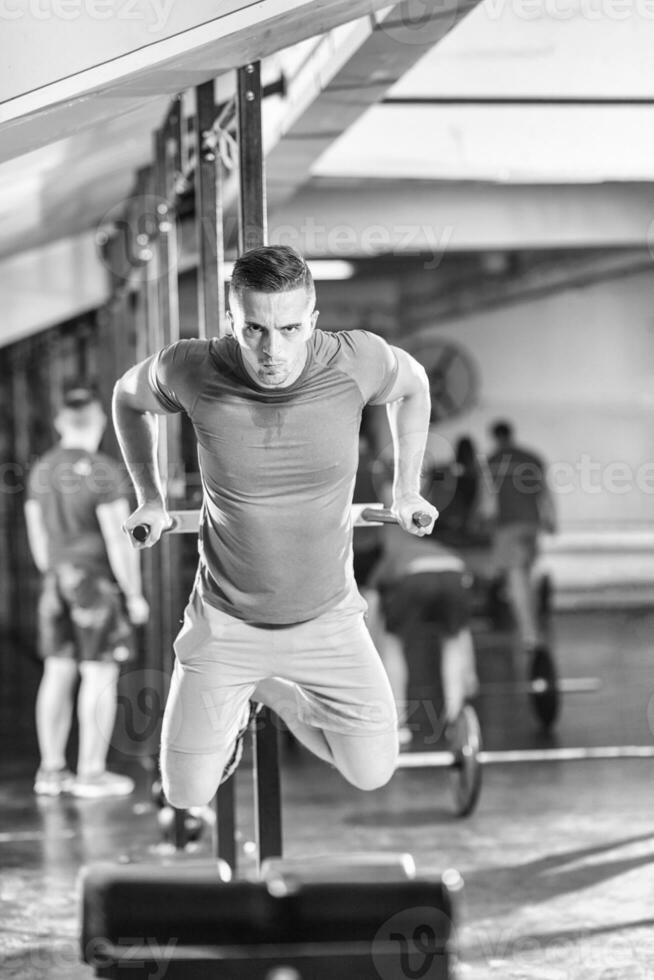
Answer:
[
  {"left": 195, "top": 80, "right": 227, "bottom": 339},
  {"left": 154, "top": 102, "right": 187, "bottom": 851},
  {"left": 237, "top": 63, "right": 267, "bottom": 252},
  {"left": 195, "top": 79, "right": 237, "bottom": 871},
  {"left": 236, "top": 61, "right": 282, "bottom": 869}
]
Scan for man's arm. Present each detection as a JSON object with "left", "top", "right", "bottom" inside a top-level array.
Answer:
[
  {"left": 24, "top": 500, "right": 49, "bottom": 573},
  {"left": 112, "top": 359, "right": 173, "bottom": 548},
  {"left": 96, "top": 498, "right": 150, "bottom": 624},
  {"left": 382, "top": 347, "right": 438, "bottom": 536}
]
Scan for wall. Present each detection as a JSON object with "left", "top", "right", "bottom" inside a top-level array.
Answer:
[{"left": 403, "top": 264, "right": 654, "bottom": 529}]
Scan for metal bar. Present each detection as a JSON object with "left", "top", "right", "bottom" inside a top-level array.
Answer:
[
  {"left": 144, "top": 506, "right": 430, "bottom": 533},
  {"left": 253, "top": 707, "right": 283, "bottom": 870},
  {"left": 382, "top": 96, "right": 654, "bottom": 106},
  {"left": 480, "top": 678, "right": 602, "bottom": 696},
  {"left": 195, "top": 80, "right": 227, "bottom": 340},
  {"left": 396, "top": 745, "right": 654, "bottom": 770},
  {"left": 236, "top": 62, "right": 267, "bottom": 253},
  {"left": 153, "top": 108, "right": 187, "bottom": 849},
  {"left": 215, "top": 777, "right": 237, "bottom": 873},
  {"left": 235, "top": 60, "right": 277, "bottom": 872}
]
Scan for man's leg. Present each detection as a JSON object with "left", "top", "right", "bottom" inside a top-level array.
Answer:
[
  {"left": 76, "top": 660, "right": 120, "bottom": 777},
  {"left": 441, "top": 628, "right": 479, "bottom": 723},
  {"left": 506, "top": 564, "right": 539, "bottom": 651},
  {"left": 35, "top": 657, "right": 78, "bottom": 771},
  {"left": 159, "top": 593, "right": 267, "bottom": 808},
  {"left": 268, "top": 598, "right": 399, "bottom": 791}
]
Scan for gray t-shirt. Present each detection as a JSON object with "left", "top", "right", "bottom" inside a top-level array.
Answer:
[
  {"left": 28, "top": 447, "right": 126, "bottom": 575},
  {"left": 147, "top": 330, "right": 398, "bottom": 624}
]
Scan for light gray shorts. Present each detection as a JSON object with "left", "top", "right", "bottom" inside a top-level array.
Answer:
[{"left": 161, "top": 587, "right": 397, "bottom": 755}]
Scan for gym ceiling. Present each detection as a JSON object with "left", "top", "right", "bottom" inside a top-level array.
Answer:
[{"left": 1, "top": 0, "right": 653, "bottom": 345}]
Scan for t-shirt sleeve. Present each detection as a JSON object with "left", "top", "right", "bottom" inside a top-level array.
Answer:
[
  {"left": 146, "top": 340, "right": 208, "bottom": 414},
  {"left": 340, "top": 330, "right": 399, "bottom": 405}
]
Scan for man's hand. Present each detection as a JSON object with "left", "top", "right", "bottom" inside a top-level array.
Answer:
[
  {"left": 122, "top": 502, "right": 173, "bottom": 549},
  {"left": 125, "top": 594, "right": 150, "bottom": 625},
  {"left": 391, "top": 493, "right": 438, "bottom": 537}
]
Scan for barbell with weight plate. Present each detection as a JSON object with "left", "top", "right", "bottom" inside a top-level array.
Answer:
[{"left": 397, "top": 702, "right": 654, "bottom": 817}]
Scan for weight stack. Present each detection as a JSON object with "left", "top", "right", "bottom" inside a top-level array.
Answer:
[{"left": 80, "top": 861, "right": 460, "bottom": 979}]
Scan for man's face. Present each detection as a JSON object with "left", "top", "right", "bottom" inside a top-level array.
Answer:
[{"left": 228, "top": 287, "right": 318, "bottom": 388}]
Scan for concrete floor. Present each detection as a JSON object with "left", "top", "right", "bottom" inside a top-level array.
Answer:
[{"left": 1, "top": 607, "right": 654, "bottom": 979}]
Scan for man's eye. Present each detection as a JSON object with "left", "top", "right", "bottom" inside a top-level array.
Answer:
[{"left": 283, "top": 326, "right": 298, "bottom": 333}]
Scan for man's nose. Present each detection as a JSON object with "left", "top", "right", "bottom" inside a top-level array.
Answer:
[{"left": 262, "top": 330, "right": 279, "bottom": 358}]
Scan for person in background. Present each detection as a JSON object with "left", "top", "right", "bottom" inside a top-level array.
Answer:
[
  {"left": 486, "top": 419, "right": 556, "bottom": 660},
  {"left": 448, "top": 436, "right": 482, "bottom": 536},
  {"left": 367, "top": 484, "right": 479, "bottom": 746},
  {"left": 24, "top": 382, "right": 149, "bottom": 798}
]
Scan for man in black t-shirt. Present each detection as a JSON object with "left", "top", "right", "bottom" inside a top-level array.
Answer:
[
  {"left": 486, "top": 420, "right": 556, "bottom": 657},
  {"left": 25, "top": 383, "right": 149, "bottom": 798}
]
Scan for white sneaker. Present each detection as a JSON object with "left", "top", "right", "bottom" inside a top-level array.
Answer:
[
  {"left": 71, "top": 771, "right": 135, "bottom": 799},
  {"left": 34, "top": 767, "right": 75, "bottom": 796}
]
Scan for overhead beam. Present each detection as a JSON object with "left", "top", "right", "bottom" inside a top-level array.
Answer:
[
  {"left": 268, "top": 180, "right": 654, "bottom": 255},
  {"left": 220, "top": 0, "right": 478, "bottom": 226},
  {"left": 0, "top": 0, "right": 395, "bottom": 163}
]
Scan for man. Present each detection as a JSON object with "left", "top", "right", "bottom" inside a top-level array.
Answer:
[
  {"left": 367, "top": 522, "right": 479, "bottom": 747},
  {"left": 486, "top": 419, "right": 556, "bottom": 658},
  {"left": 113, "top": 245, "right": 437, "bottom": 809},
  {"left": 25, "top": 383, "right": 149, "bottom": 797}
]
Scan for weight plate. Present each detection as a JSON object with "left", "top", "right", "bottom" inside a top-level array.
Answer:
[
  {"left": 449, "top": 704, "right": 483, "bottom": 817},
  {"left": 529, "top": 646, "right": 560, "bottom": 730}
]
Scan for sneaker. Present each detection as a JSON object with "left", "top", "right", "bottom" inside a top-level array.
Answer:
[
  {"left": 71, "top": 771, "right": 135, "bottom": 799},
  {"left": 220, "top": 701, "right": 262, "bottom": 785},
  {"left": 34, "top": 767, "right": 75, "bottom": 797}
]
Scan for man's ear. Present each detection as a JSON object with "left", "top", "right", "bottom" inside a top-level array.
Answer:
[
  {"left": 224, "top": 310, "right": 234, "bottom": 336},
  {"left": 310, "top": 308, "right": 320, "bottom": 330}
]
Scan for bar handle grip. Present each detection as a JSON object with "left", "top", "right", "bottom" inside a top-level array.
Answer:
[{"left": 360, "top": 508, "right": 431, "bottom": 528}]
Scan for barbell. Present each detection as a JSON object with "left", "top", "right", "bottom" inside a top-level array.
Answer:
[{"left": 401, "top": 704, "right": 654, "bottom": 818}]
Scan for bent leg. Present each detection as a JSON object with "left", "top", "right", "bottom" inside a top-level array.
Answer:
[
  {"left": 161, "top": 744, "right": 233, "bottom": 808},
  {"left": 253, "top": 676, "right": 335, "bottom": 765},
  {"left": 273, "top": 596, "right": 399, "bottom": 791},
  {"left": 324, "top": 728, "right": 398, "bottom": 790}
]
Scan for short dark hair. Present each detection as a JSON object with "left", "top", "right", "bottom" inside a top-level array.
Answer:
[
  {"left": 62, "top": 379, "right": 101, "bottom": 410},
  {"left": 230, "top": 245, "right": 314, "bottom": 301},
  {"left": 490, "top": 419, "right": 513, "bottom": 442}
]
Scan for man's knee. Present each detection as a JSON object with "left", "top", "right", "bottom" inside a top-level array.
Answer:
[
  {"left": 344, "top": 760, "right": 396, "bottom": 792},
  {"left": 160, "top": 747, "right": 224, "bottom": 808},
  {"left": 334, "top": 739, "right": 398, "bottom": 792}
]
